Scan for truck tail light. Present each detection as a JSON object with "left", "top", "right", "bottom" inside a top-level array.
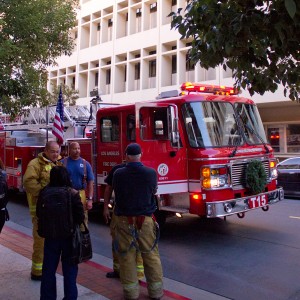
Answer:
[{"left": 201, "top": 165, "right": 229, "bottom": 189}]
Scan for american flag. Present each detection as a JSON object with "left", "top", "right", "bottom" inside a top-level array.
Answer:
[{"left": 52, "top": 86, "right": 64, "bottom": 144}]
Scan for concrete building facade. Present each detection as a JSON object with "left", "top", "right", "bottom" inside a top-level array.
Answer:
[{"left": 48, "top": 0, "right": 300, "bottom": 159}]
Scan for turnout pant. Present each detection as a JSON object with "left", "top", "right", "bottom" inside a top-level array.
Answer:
[
  {"left": 114, "top": 215, "right": 163, "bottom": 300},
  {"left": 31, "top": 215, "right": 44, "bottom": 276},
  {"left": 110, "top": 212, "right": 144, "bottom": 279},
  {"left": 79, "top": 190, "right": 88, "bottom": 228}
]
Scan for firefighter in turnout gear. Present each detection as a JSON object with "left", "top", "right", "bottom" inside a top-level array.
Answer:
[
  {"left": 23, "top": 141, "right": 62, "bottom": 281},
  {"left": 112, "top": 143, "right": 163, "bottom": 300},
  {"left": 103, "top": 162, "right": 145, "bottom": 280}
]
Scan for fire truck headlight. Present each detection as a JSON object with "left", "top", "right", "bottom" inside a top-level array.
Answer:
[
  {"left": 271, "top": 168, "right": 278, "bottom": 179},
  {"left": 202, "top": 167, "right": 210, "bottom": 178},
  {"left": 203, "top": 179, "right": 211, "bottom": 189},
  {"left": 201, "top": 165, "right": 229, "bottom": 189}
]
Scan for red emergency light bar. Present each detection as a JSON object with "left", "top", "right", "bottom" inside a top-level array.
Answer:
[{"left": 180, "top": 82, "right": 239, "bottom": 95}]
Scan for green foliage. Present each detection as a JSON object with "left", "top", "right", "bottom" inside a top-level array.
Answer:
[
  {"left": 50, "top": 84, "right": 79, "bottom": 106},
  {"left": 170, "top": 0, "right": 299, "bottom": 101},
  {"left": 0, "top": 0, "right": 78, "bottom": 117},
  {"left": 246, "top": 160, "right": 267, "bottom": 194}
]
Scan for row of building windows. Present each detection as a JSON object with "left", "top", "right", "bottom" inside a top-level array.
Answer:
[{"left": 71, "top": 0, "right": 186, "bottom": 50}]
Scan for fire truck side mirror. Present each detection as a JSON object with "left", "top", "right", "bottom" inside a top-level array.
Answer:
[
  {"left": 172, "top": 119, "right": 179, "bottom": 143},
  {"left": 169, "top": 105, "right": 179, "bottom": 145}
]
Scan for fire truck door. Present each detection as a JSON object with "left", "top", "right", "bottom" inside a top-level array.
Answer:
[{"left": 135, "top": 103, "right": 188, "bottom": 194}]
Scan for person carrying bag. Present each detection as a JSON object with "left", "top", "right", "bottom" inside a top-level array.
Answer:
[{"left": 36, "top": 166, "right": 85, "bottom": 300}]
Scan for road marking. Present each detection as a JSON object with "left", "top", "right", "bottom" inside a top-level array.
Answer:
[{"left": 289, "top": 216, "right": 300, "bottom": 219}]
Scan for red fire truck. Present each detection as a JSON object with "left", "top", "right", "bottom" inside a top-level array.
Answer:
[
  {"left": 0, "top": 104, "right": 96, "bottom": 193},
  {"left": 72, "top": 82, "right": 283, "bottom": 224},
  {"left": 2, "top": 83, "right": 284, "bottom": 224}
]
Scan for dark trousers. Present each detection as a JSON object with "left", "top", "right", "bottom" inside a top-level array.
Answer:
[
  {"left": 0, "top": 210, "right": 5, "bottom": 233},
  {"left": 41, "top": 238, "right": 78, "bottom": 300}
]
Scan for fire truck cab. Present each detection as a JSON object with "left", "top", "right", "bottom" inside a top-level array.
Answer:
[{"left": 95, "top": 82, "right": 284, "bottom": 223}]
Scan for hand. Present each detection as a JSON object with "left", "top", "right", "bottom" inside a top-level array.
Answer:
[
  {"left": 86, "top": 199, "right": 93, "bottom": 210},
  {"left": 103, "top": 207, "right": 111, "bottom": 224}
]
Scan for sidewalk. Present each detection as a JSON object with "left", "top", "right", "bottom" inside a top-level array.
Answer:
[{"left": 0, "top": 222, "right": 230, "bottom": 300}]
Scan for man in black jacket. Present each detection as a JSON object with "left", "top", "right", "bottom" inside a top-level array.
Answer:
[{"left": 112, "top": 143, "right": 163, "bottom": 300}]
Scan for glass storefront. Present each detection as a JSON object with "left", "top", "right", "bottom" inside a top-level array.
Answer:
[{"left": 266, "top": 124, "right": 300, "bottom": 157}]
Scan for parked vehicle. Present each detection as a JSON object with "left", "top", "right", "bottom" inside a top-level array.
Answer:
[
  {"left": 1, "top": 83, "right": 284, "bottom": 225},
  {"left": 277, "top": 157, "right": 300, "bottom": 198}
]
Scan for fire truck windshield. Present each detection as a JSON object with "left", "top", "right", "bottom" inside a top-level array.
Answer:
[
  {"left": 235, "top": 103, "right": 268, "bottom": 145},
  {"left": 182, "top": 102, "right": 267, "bottom": 148}
]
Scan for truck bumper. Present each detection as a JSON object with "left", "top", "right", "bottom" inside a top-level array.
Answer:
[{"left": 206, "top": 187, "right": 284, "bottom": 218}]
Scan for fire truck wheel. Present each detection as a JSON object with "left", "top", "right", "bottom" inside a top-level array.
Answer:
[
  {"left": 154, "top": 210, "right": 167, "bottom": 228},
  {"left": 262, "top": 206, "right": 269, "bottom": 212},
  {"left": 237, "top": 212, "right": 245, "bottom": 218}
]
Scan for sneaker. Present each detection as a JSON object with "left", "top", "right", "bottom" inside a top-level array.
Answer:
[
  {"left": 106, "top": 271, "right": 120, "bottom": 278},
  {"left": 31, "top": 273, "right": 42, "bottom": 281}
]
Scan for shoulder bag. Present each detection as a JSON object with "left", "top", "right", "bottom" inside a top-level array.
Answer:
[{"left": 71, "top": 222, "right": 93, "bottom": 265}]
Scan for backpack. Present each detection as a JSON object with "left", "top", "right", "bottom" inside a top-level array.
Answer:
[
  {"left": 0, "top": 171, "right": 8, "bottom": 210},
  {"left": 36, "top": 186, "right": 74, "bottom": 239}
]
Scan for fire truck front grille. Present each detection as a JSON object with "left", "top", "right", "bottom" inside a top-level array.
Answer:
[{"left": 231, "top": 160, "right": 270, "bottom": 189}]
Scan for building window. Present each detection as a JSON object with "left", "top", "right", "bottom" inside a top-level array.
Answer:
[
  {"left": 186, "top": 54, "right": 195, "bottom": 71},
  {"left": 106, "top": 69, "right": 111, "bottom": 85},
  {"left": 95, "top": 72, "right": 99, "bottom": 87},
  {"left": 97, "top": 24, "right": 101, "bottom": 31},
  {"left": 149, "top": 60, "right": 156, "bottom": 78},
  {"left": 136, "top": 8, "right": 142, "bottom": 17},
  {"left": 135, "top": 63, "right": 140, "bottom": 80},
  {"left": 287, "top": 124, "right": 300, "bottom": 153},
  {"left": 150, "top": 3, "right": 157, "bottom": 12},
  {"left": 172, "top": 0, "right": 177, "bottom": 6},
  {"left": 108, "top": 19, "right": 113, "bottom": 27},
  {"left": 172, "top": 55, "right": 177, "bottom": 74}
]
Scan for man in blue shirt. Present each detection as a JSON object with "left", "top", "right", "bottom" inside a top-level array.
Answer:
[
  {"left": 112, "top": 143, "right": 163, "bottom": 300},
  {"left": 62, "top": 142, "right": 94, "bottom": 226}
]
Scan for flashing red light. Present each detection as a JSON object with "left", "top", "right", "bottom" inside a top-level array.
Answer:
[
  {"left": 16, "top": 171, "right": 21, "bottom": 176},
  {"left": 180, "top": 82, "right": 238, "bottom": 95},
  {"left": 191, "top": 193, "right": 202, "bottom": 201},
  {"left": 86, "top": 131, "right": 92, "bottom": 138}
]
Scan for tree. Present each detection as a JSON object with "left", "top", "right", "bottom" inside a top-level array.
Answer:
[
  {"left": 0, "top": 0, "right": 78, "bottom": 117},
  {"left": 50, "top": 84, "right": 79, "bottom": 106},
  {"left": 170, "top": 0, "right": 299, "bottom": 101}
]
